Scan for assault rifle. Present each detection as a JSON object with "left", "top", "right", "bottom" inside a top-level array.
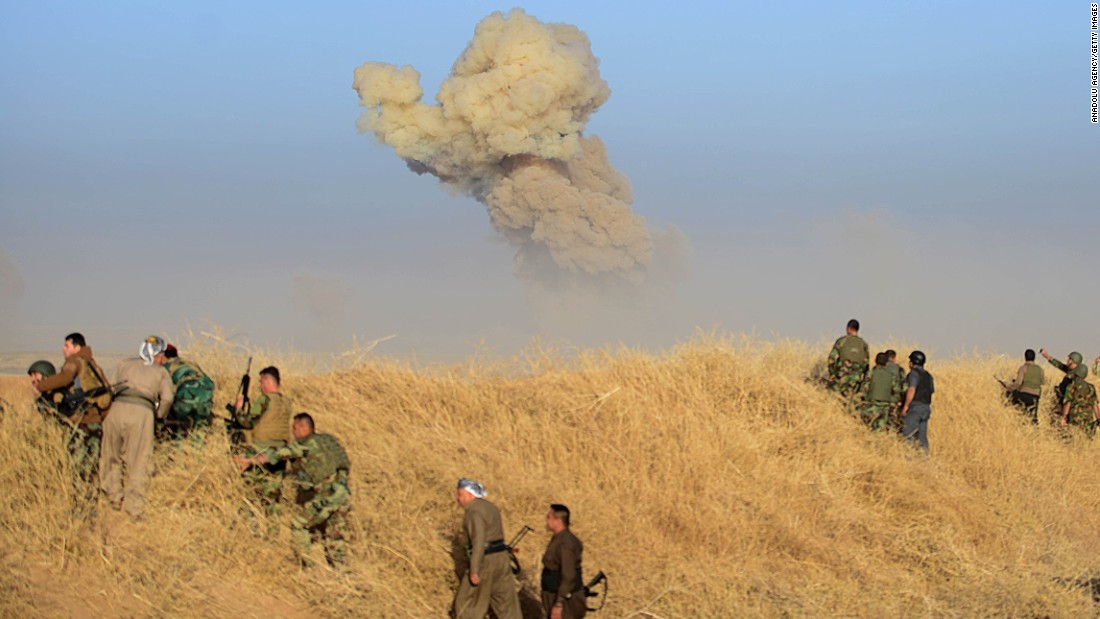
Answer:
[
  {"left": 506, "top": 525, "right": 534, "bottom": 575},
  {"left": 223, "top": 357, "right": 252, "bottom": 445},
  {"left": 584, "top": 570, "right": 608, "bottom": 612},
  {"left": 994, "top": 375, "right": 1010, "bottom": 391}
]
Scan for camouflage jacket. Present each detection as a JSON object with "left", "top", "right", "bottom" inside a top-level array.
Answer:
[{"left": 1063, "top": 378, "right": 1098, "bottom": 425}]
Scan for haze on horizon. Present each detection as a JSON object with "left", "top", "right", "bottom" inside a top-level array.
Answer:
[{"left": 1, "top": 2, "right": 1097, "bottom": 362}]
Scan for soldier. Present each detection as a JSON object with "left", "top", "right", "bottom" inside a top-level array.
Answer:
[
  {"left": 452, "top": 478, "right": 521, "bottom": 619},
  {"left": 101, "top": 336, "right": 175, "bottom": 520},
  {"left": 1058, "top": 364, "right": 1100, "bottom": 436},
  {"left": 31, "top": 333, "right": 113, "bottom": 479},
  {"left": 27, "top": 360, "right": 65, "bottom": 416},
  {"left": 153, "top": 344, "right": 215, "bottom": 443},
  {"left": 884, "top": 350, "right": 907, "bottom": 431},
  {"left": 827, "top": 319, "right": 869, "bottom": 399},
  {"left": 231, "top": 366, "right": 292, "bottom": 531},
  {"left": 235, "top": 413, "right": 351, "bottom": 567},
  {"left": 900, "top": 350, "right": 934, "bottom": 452},
  {"left": 541, "top": 504, "right": 586, "bottom": 619},
  {"left": 861, "top": 353, "right": 902, "bottom": 431},
  {"left": 1004, "top": 349, "right": 1044, "bottom": 424},
  {"left": 1040, "top": 349, "right": 1082, "bottom": 418}
]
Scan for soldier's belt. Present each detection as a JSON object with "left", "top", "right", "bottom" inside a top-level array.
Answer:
[
  {"left": 484, "top": 540, "right": 509, "bottom": 555},
  {"left": 115, "top": 393, "right": 156, "bottom": 411}
]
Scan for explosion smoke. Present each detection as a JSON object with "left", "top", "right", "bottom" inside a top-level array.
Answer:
[{"left": 352, "top": 9, "right": 653, "bottom": 287}]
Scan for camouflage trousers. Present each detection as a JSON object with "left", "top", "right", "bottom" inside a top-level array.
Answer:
[
  {"left": 292, "top": 476, "right": 351, "bottom": 567},
  {"left": 861, "top": 401, "right": 896, "bottom": 432},
  {"left": 67, "top": 423, "right": 102, "bottom": 481},
  {"left": 241, "top": 460, "right": 285, "bottom": 536},
  {"left": 1063, "top": 411, "right": 1098, "bottom": 438},
  {"left": 829, "top": 369, "right": 866, "bottom": 399}
]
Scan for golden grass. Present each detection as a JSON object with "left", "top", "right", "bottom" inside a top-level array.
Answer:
[{"left": 2, "top": 332, "right": 1099, "bottom": 618}]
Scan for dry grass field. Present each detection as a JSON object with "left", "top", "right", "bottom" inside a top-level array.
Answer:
[{"left": 2, "top": 332, "right": 1100, "bottom": 618}]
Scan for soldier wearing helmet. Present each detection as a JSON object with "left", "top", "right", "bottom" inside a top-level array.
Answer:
[
  {"left": 900, "top": 350, "right": 934, "bottom": 452},
  {"left": 27, "top": 360, "right": 65, "bottom": 416},
  {"left": 1040, "top": 348, "right": 1084, "bottom": 418},
  {"left": 100, "top": 336, "right": 175, "bottom": 520}
]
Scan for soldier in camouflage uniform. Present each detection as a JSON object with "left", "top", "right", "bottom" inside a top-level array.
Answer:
[
  {"left": 236, "top": 412, "right": 351, "bottom": 567},
  {"left": 31, "top": 333, "right": 112, "bottom": 480},
  {"left": 827, "top": 319, "right": 870, "bottom": 399},
  {"left": 231, "top": 366, "right": 292, "bottom": 533},
  {"left": 861, "top": 353, "right": 903, "bottom": 431},
  {"left": 884, "top": 350, "right": 907, "bottom": 431},
  {"left": 154, "top": 344, "right": 215, "bottom": 444},
  {"left": 1040, "top": 348, "right": 1083, "bottom": 421},
  {"left": 1057, "top": 364, "right": 1099, "bottom": 437}
]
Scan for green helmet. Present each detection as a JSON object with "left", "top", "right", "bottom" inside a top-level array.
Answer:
[
  {"left": 1069, "top": 351, "right": 1083, "bottom": 365},
  {"left": 1074, "top": 364, "right": 1089, "bottom": 379},
  {"left": 27, "top": 360, "right": 56, "bottom": 376}
]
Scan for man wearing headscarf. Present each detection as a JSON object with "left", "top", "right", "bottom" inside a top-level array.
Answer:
[
  {"left": 100, "top": 336, "right": 175, "bottom": 520},
  {"left": 453, "top": 478, "right": 521, "bottom": 619}
]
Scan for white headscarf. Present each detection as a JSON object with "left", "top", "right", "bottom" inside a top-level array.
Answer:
[
  {"left": 139, "top": 336, "right": 166, "bottom": 366},
  {"left": 457, "top": 477, "right": 487, "bottom": 499}
]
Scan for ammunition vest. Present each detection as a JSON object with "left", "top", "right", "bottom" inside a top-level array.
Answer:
[
  {"left": 251, "top": 393, "right": 291, "bottom": 444},
  {"left": 72, "top": 356, "right": 113, "bottom": 415},
  {"left": 912, "top": 367, "right": 934, "bottom": 404},
  {"left": 867, "top": 367, "right": 895, "bottom": 402},
  {"left": 292, "top": 433, "right": 350, "bottom": 487},
  {"left": 837, "top": 335, "right": 867, "bottom": 365},
  {"left": 1021, "top": 363, "right": 1043, "bottom": 392}
]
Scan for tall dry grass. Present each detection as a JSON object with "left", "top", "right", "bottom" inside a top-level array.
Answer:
[{"left": 2, "top": 332, "right": 1099, "bottom": 618}]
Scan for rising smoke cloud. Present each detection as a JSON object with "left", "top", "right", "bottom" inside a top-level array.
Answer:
[{"left": 352, "top": 9, "right": 655, "bottom": 288}]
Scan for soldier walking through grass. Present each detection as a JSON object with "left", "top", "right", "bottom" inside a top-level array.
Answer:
[
  {"left": 1004, "top": 349, "right": 1043, "bottom": 424},
  {"left": 541, "top": 504, "right": 586, "bottom": 619},
  {"left": 101, "top": 336, "right": 175, "bottom": 520},
  {"left": 862, "top": 353, "right": 902, "bottom": 432},
  {"left": 231, "top": 365, "right": 292, "bottom": 532},
  {"left": 452, "top": 478, "right": 521, "bottom": 619},
  {"left": 235, "top": 412, "right": 351, "bottom": 567},
  {"left": 1057, "top": 364, "right": 1099, "bottom": 437},
  {"left": 900, "top": 350, "right": 934, "bottom": 452},
  {"left": 827, "top": 319, "right": 869, "bottom": 399}
]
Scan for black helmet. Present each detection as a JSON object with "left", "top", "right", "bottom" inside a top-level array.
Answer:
[
  {"left": 908, "top": 350, "right": 926, "bottom": 366},
  {"left": 27, "top": 360, "right": 57, "bottom": 376}
]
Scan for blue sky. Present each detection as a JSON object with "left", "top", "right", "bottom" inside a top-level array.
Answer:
[{"left": 1, "top": 1, "right": 1097, "bottom": 360}]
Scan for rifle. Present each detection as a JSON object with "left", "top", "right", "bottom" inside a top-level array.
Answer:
[
  {"left": 506, "top": 525, "right": 534, "bottom": 575},
  {"left": 584, "top": 570, "right": 608, "bottom": 612},
  {"left": 993, "top": 375, "right": 1010, "bottom": 391},
  {"left": 223, "top": 357, "right": 252, "bottom": 445}
]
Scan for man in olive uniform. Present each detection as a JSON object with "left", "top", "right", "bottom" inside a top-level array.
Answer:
[
  {"left": 32, "top": 333, "right": 113, "bottom": 479},
  {"left": 101, "top": 336, "right": 175, "bottom": 520},
  {"left": 231, "top": 366, "right": 292, "bottom": 530},
  {"left": 900, "top": 350, "right": 934, "bottom": 452},
  {"left": 1058, "top": 364, "right": 1100, "bottom": 437},
  {"left": 452, "top": 478, "right": 521, "bottom": 619},
  {"left": 861, "top": 353, "right": 902, "bottom": 431},
  {"left": 153, "top": 344, "right": 215, "bottom": 443},
  {"left": 883, "top": 350, "right": 907, "bottom": 431},
  {"left": 236, "top": 413, "right": 351, "bottom": 567},
  {"left": 827, "top": 319, "right": 870, "bottom": 399},
  {"left": 541, "top": 504, "right": 586, "bottom": 619},
  {"left": 1004, "top": 349, "right": 1044, "bottom": 424},
  {"left": 1040, "top": 348, "right": 1082, "bottom": 420}
]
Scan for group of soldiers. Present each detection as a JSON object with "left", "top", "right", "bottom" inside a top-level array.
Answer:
[
  {"left": 826, "top": 319, "right": 1100, "bottom": 450},
  {"left": 24, "top": 332, "right": 597, "bottom": 618}
]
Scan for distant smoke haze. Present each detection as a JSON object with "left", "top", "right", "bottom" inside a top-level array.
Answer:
[{"left": 0, "top": 249, "right": 26, "bottom": 348}]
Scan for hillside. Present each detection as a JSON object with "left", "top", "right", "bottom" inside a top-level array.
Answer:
[{"left": 2, "top": 334, "right": 1099, "bottom": 618}]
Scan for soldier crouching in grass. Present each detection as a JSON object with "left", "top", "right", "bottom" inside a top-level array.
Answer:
[{"left": 235, "top": 412, "right": 351, "bottom": 568}]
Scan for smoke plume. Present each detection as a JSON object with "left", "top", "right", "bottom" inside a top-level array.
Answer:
[{"left": 352, "top": 9, "right": 654, "bottom": 288}]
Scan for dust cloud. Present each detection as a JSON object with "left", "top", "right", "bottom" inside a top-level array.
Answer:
[{"left": 352, "top": 9, "right": 677, "bottom": 301}]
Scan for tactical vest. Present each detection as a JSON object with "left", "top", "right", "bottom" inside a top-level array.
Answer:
[
  {"left": 72, "top": 356, "right": 112, "bottom": 412},
  {"left": 912, "top": 367, "right": 934, "bottom": 404},
  {"left": 867, "top": 367, "right": 894, "bottom": 402},
  {"left": 293, "top": 433, "right": 350, "bottom": 486},
  {"left": 838, "top": 336, "right": 867, "bottom": 364},
  {"left": 1021, "top": 364, "right": 1043, "bottom": 392},
  {"left": 251, "top": 393, "right": 291, "bottom": 443}
]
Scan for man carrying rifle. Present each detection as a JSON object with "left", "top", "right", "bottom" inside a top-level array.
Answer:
[
  {"left": 1003, "top": 349, "right": 1043, "bottom": 424},
  {"left": 541, "top": 503, "right": 586, "bottom": 619},
  {"left": 452, "top": 478, "right": 521, "bottom": 619},
  {"left": 31, "top": 332, "right": 113, "bottom": 480},
  {"left": 101, "top": 336, "right": 175, "bottom": 520},
  {"left": 230, "top": 365, "right": 292, "bottom": 533}
]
